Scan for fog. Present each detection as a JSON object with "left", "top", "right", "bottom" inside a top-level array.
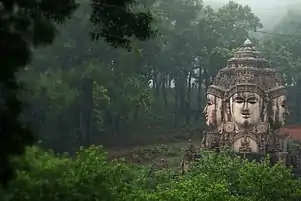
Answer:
[{"left": 204, "top": 0, "right": 301, "bottom": 30}]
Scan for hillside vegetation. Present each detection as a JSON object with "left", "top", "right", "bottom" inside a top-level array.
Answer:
[
  {"left": 2, "top": 0, "right": 301, "bottom": 195},
  {"left": 2, "top": 146, "right": 301, "bottom": 201}
]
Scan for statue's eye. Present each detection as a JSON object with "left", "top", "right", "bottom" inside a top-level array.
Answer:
[
  {"left": 234, "top": 98, "right": 243, "bottom": 103},
  {"left": 248, "top": 99, "right": 257, "bottom": 104},
  {"left": 207, "top": 99, "right": 214, "bottom": 105},
  {"left": 280, "top": 102, "right": 286, "bottom": 108}
]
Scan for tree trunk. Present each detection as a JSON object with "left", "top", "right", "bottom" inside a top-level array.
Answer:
[
  {"left": 179, "top": 73, "right": 186, "bottom": 118},
  {"left": 196, "top": 67, "right": 203, "bottom": 120},
  {"left": 133, "top": 106, "right": 139, "bottom": 120},
  {"left": 203, "top": 68, "right": 209, "bottom": 90},
  {"left": 162, "top": 74, "right": 168, "bottom": 108},
  {"left": 114, "top": 113, "right": 121, "bottom": 137},
  {"left": 174, "top": 79, "right": 179, "bottom": 128},
  {"left": 186, "top": 71, "right": 192, "bottom": 125},
  {"left": 80, "top": 78, "right": 93, "bottom": 146},
  {"left": 153, "top": 71, "right": 160, "bottom": 96}
]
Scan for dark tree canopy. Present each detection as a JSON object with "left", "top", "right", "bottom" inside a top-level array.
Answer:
[
  {"left": 90, "top": 0, "right": 156, "bottom": 48},
  {"left": 0, "top": 0, "right": 155, "bottom": 186}
]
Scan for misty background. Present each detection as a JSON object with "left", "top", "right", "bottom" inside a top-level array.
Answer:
[
  {"left": 3, "top": 1, "right": 301, "bottom": 199},
  {"left": 206, "top": 0, "right": 301, "bottom": 31}
]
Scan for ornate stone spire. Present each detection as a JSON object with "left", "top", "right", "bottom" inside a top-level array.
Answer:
[
  {"left": 207, "top": 39, "right": 283, "bottom": 95},
  {"left": 227, "top": 38, "right": 269, "bottom": 68}
]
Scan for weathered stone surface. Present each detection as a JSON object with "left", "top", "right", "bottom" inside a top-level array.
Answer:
[{"left": 202, "top": 39, "right": 289, "bottom": 155}]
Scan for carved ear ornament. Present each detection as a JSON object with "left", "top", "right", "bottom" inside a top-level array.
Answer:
[
  {"left": 224, "top": 121, "right": 235, "bottom": 133},
  {"left": 267, "top": 86, "right": 287, "bottom": 99},
  {"left": 256, "top": 122, "right": 269, "bottom": 134}
]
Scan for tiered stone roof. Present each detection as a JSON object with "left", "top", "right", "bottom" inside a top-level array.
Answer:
[{"left": 207, "top": 39, "right": 285, "bottom": 99}]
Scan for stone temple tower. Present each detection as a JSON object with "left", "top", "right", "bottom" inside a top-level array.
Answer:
[{"left": 202, "top": 39, "right": 289, "bottom": 157}]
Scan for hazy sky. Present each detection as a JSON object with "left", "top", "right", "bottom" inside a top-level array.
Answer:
[
  {"left": 204, "top": 0, "right": 298, "bottom": 14},
  {"left": 203, "top": 0, "right": 300, "bottom": 30}
]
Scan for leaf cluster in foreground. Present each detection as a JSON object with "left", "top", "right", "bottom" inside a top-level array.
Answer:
[{"left": 1, "top": 146, "right": 301, "bottom": 201}]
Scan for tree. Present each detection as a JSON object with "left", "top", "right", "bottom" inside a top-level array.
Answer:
[
  {"left": 259, "top": 9, "right": 301, "bottom": 124},
  {"left": 13, "top": 0, "right": 266, "bottom": 152},
  {"left": 2, "top": 146, "right": 301, "bottom": 201},
  {"left": 1, "top": 0, "right": 155, "bottom": 186}
]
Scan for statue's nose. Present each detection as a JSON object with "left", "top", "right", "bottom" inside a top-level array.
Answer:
[
  {"left": 241, "top": 102, "right": 250, "bottom": 112},
  {"left": 241, "top": 108, "right": 250, "bottom": 115},
  {"left": 203, "top": 106, "right": 207, "bottom": 114},
  {"left": 285, "top": 108, "right": 290, "bottom": 116}
]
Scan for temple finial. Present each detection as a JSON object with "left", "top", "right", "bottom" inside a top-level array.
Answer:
[{"left": 243, "top": 38, "right": 253, "bottom": 47}]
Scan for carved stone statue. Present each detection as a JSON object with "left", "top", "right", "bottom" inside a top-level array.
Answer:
[
  {"left": 181, "top": 39, "right": 290, "bottom": 173},
  {"left": 202, "top": 39, "right": 289, "bottom": 157},
  {"left": 203, "top": 91, "right": 223, "bottom": 131},
  {"left": 268, "top": 86, "right": 289, "bottom": 128}
]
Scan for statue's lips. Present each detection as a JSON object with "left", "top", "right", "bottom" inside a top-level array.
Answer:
[{"left": 241, "top": 113, "right": 250, "bottom": 119}]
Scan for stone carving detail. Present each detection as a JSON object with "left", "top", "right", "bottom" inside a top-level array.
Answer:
[
  {"left": 257, "top": 122, "right": 268, "bottom": 134},
  {"left": 203, "top": 92, "right": 223, "bottom": 131},
  {"left": 239, "top": 137, "right": 251, "bottom": 153},
  {"left": 224, "top": 122, "right": 235, "bottom": 133},
  {"left": 268, "top": 86, "right": 289, "bottom": 128},
  {"left": 202, "top": 39, "right": 289, "bottom": 155}
]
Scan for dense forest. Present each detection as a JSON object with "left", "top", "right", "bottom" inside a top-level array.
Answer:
[
  {"left": 16, "top": 0, "right": 301, "bottom": 151},
  {"left": 2, "top": 0, "right": 301, "bottom": 200}
]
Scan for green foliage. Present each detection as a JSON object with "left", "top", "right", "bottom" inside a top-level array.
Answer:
[
  {"left": 289, "top": 140, "right": 301, "bottom": 155},
  {"left": 2, "top": 147, "right": 301, "bottom": 201},
  {"left": 18, "top": 0, "right": 265, "bottom": 152},
  {"left": 154, "top": 152, "right": 301, "bottom": 201},
  {"left": 90, "top": 0, "right": 156, "bottom": 48},
  {"left": 5, "top": 0, "right": 301, "bottom": 190},
  {"left": 2, "top": 146, "right": 145, "bottom": 201},
  {"left": 1, "top": 0, "right": 156, "bottom": 185},
  {"left": 259, "top": 9, "right": 301, "bottom": 124},
  {"left": 188, "top": 152, "right": 301, "bottom": 201}
]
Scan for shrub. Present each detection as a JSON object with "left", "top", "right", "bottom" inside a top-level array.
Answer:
[
  {"left": 1, "top": 145, "right": 151, "bottom": 201},
  {"left": 1, "top": 147, "right": 301, "bottom": 201},
  {"left": 154, "top": 151, "right": 301, "bottom": 201}
]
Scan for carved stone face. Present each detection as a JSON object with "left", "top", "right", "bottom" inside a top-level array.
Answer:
[
  {"left": 203, "top": 94, "right": 222, "bottom": 128},
  {"left": 271, "top": 95, "right": 289, "bottom": 127},
  {"left": 230, "top": 92, "right": 262, "bottom": 128}
]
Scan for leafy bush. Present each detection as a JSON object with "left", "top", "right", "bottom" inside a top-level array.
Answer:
[
  {"left": 1, "top": 146, "right": 301, "bottom": 201},
  {"left": 160, "top": 152, "right": 301, "bottom": 201},
  {"left": 1, "top": 146, "right": 149, "bottom": 201}
]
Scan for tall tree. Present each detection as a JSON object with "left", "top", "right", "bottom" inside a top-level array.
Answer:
[
  {"left": 0, "top": 0, "right": 155, "bottom": 186},
  {"left": 260, "top": 9, "right": 301, "bottom": 124}
]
